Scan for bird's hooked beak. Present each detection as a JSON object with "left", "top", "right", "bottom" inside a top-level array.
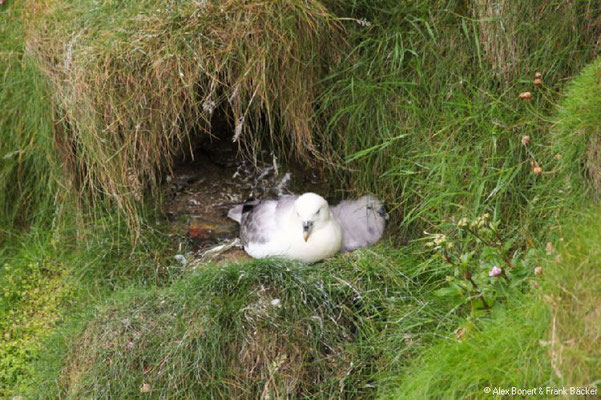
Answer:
[
  {"left": 378, "top": 206, "right": 390, "bottom": 221},
  {"left": 302, "top": 221, "right": 313, "bottom": 242}
]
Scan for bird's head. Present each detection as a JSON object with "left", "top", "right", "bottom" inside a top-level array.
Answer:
[
  {"left": 357, "top": 195, "right": 389, "bottom": 221},
  {"left": 294, "top": 193, "right": 331, "bottom": 242}
]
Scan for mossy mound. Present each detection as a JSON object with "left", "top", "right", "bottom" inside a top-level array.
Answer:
[{"left": 37, "top": 251, "right": 450, "bottom": 399}]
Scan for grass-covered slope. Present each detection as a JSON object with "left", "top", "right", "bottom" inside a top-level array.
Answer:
[
  {"left": 390, "top": 207, "right": 601, "bottom": 399},
  {"left": 545, "top": 209, "right": 601, "bottom": 387},
  {"left": 32, "top": 251, "right": 454, "bottom": 399},
  {"left": 319, "top": 0, "right": 601, "bottom": 238},
  {"left": 392, "top": 299, "right": 552, "bottom": 399},
  {"left": 2, "top": 0, "right": 601, "bottom": 398},
  {"left": 0, "top": 222, "right": 177, "bottom": 395},
  {"left": 553, "top": 56, "right": 601, "bottom": 194}
]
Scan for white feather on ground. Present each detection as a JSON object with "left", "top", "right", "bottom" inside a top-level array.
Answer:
[
  {"left": 233, "top": 193, "right": 342, "bottom": 263},
  {"left": 329, "top": 195, "right": 388, "bottom": 252},
  {"left": 228, "top": 194, "right": 387, "bottom": 256}
]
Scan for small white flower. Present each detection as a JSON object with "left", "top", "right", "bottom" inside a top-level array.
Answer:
[{"left": 270, "top": 298, "right": 281, "bottom": 307}]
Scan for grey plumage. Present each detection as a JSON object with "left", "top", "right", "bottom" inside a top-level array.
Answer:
[
  {"left": 329, "top": 195, "right": 388, "bottom": 252},
  {"left": 228, "top": 193, "right": 341, "bottom": 262},
  {"left": 238, "top": 195, "right": 297, "bottom": 247}
]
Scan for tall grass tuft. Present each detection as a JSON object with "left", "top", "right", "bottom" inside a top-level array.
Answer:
[
  {"left": 24, "top": 0, "right": 343, "bottom": 235},
  {"left": 0, "top": 4, "right": 61, "bottom": 231},
  {"left": 318, "top": 0, "right": 601, "bottom": 239}
]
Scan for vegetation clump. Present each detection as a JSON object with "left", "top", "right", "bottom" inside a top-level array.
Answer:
[
  {"left": 39, "top": 254, "right": 451, "bottom": 399},
  {"left": 19, "top": 0, "right": 344, "bottom": 232}
]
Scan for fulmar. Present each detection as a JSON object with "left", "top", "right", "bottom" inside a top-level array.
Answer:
[
  {"left": 229, "top": 193, "right": 342, "bottom": 263},
  {"left": 228, "top": 193, "right": 388, "bottom": 260}
]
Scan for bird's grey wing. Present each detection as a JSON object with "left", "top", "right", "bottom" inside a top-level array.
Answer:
[
  {"left": 227, "top": 200, "right": 260, "bottom": 223},
  {"left": 331, "top": 196, "right": 387, "bottom": 251},
  {"left": 240, "top": 198, "right": 289, "bottom": 247},
  {"left": 227, "top": 204, "right": 244, "bottom": 223}
]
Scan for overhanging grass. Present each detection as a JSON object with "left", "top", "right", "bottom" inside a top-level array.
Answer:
[{"left": 24, "top": 0, "right": 344, "bottom": 234}]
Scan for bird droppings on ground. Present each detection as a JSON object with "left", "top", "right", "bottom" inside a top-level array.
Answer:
[{"left": 163, "top": 136, "right": 331, "bottom": 265}]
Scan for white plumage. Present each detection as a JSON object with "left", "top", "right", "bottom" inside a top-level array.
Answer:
[{"left": 234, "top": 193, "right": 342, "bottom": 263}]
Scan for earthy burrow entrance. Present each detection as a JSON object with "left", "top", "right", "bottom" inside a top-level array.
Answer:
[{"left": 163, "top": 119, "right": 332, "bottom": 261}]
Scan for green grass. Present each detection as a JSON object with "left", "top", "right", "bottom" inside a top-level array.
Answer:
[
  {"left": 318, "top": 0, "right": 601, "bottom": 239},
  {"left": 387, "top": 206, "right": 601, "bottom": 399},
  {"left": 552, "top": 56, "right": 601, "bottom": 194},
  {"left": 391, "top": 297, "right": 552, "bottom": 399},
  {"left": 0, "top": 218, "right": 178, "bottom": 396},
  {"left": 544, "top": 208, "right": 601, "bottom": 387},
  {"left": 0, "top": 3, "right": 60, "bottom": 230},
  {"left": 0, "top": 231, "right": 76, "bottom": 394},
  {"left": 30, "top": 248, "right": 457, "bottom": 399},
  {"left": 23, "top": 0, "right": 344, "bottom": 233},
  {"left": 2, "top": 0, "right": 601, "bottom": 398}
]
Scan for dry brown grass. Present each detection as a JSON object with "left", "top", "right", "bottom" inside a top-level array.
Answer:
[
  {"left": 473, "top": 1, "right": 601, "bottom": 83},
  {"left": 585, "top": 133, "right": 601, "bottom": 192},
  {"left": 473, "top": 0, "right": 518, "bottom": 82},
  {"left": 24, "top": 0, "right": 343, "bottom": 234}
]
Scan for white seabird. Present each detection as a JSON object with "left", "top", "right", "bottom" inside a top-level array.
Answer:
[
  {"left": 230, "top": 193, "right": 342, "bottom": 263},
  {"left": 329, "top": 195, "right": 388, "bottom": 252},
  {"left": 228, "top": 194, "right": 388, "bottom": 258}
]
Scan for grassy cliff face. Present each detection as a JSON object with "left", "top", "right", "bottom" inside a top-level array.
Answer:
[{"left": 2, "top": 0, "right": 601, "bottom": 398}]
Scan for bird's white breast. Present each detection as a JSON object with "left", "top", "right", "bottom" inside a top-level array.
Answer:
[{"left": 245, "top": 212, "right": 342, "bottom": 263}]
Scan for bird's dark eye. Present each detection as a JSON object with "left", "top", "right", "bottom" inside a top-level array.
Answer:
[{"left": 366, "top": 206, "right": 373, "bottom": 210}]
